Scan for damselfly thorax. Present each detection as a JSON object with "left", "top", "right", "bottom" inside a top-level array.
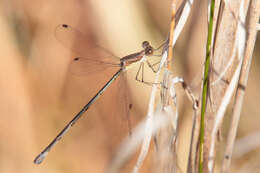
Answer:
[{"left": 120, "top": 41, "right": 154, "bottom": 67}]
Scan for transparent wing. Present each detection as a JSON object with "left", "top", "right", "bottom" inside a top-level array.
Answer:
[
  {"left": 69, "top": 57, "right": 120, "bottom": 76},
  {"left": 55, "top": 24, "right": 120, "bottom": 75},
  {"left": 117, "top": 72, "right": 132, "bottom": 134}
]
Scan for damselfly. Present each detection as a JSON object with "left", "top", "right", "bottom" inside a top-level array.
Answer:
[{"left": 34, "top": 24, "right": 164, "bottom": 164}]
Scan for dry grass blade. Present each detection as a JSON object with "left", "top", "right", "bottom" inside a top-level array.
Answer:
[
  {"left": 133, "top": 0, "right": 193, "bottom": 173},
  {"left": 195, "top": 0, "right": 258, "bottom": 172},
  {"left": 132, "top": 52, "right": 167, "bottom": 173},
  {"left": 132, "top": 0, "right": 195, "bottom": 172},
  {"left": 221, "top": 0, "right": 260, "bottom": 172},
  {"left": 106, "top": 108, "right": 173, "bottom": 173}
]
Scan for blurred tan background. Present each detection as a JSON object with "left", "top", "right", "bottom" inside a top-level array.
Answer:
[{"left": 0, "top": 0, "right": 259, "bottom": 172}]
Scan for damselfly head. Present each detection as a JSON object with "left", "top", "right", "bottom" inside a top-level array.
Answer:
[
  {"left": 142, "top": 41, "right": 150, "bottom": 49},
  {"left": 142, "top": 41, "right": 154, "bottom": 56},
  {"left": 145, "top": 47, "right": 153, "bottom": 55}
]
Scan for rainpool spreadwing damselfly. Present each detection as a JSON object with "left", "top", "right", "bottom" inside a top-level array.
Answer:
[{"left": 34, "top": 24, "right": 166, "bottom": 164}]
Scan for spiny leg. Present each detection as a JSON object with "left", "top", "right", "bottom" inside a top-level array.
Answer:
[
  {"left": 135, "top": 62, "right": 161, "bottom": 86},
  {"left": 145, "top": 40, "right": 167, "bottom": 73},
  {"left": 135, "top": 61, "right": 143, "bottom": 82},
  {"left": 146, "top": 59, "right": 161, "bottom": 73},
  {"left": 142, "top": 62, "right": 145, "bottom": 82},
  {"left": 145, "top": 46, "right": 167, "bottom": 73}
]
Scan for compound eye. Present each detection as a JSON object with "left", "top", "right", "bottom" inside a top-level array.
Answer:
[
  {"left": 142, "top": 41, "right": 149, "bottom": 48},
  {"left": 145, "top": 48, "right": 153, "bottom": 55}
]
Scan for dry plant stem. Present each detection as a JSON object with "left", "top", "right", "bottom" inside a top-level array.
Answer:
[
  {"left": 221, "top": 0, "right": 260, "bottom": 172},
  {"left": 155, "top": 0, "right": 201, "bottom": 171},
  {"left": 106, "top": 107, "right": 172, "bottom": 173},
  {"left": 201, "top": 0, "right": 251, "bottom": 172},
  {"left": 187, "top": 1, "right": 221, "bottom": 172},
  {"left": 209, "top": 0, "right": 251, "bottom": 171},
  {"left": 167, "top": 1, "right": 176, "bottom": 71},
  {"left": 132, "top": 52, "right": 167, "bottom": 173},
  {"left": 133, "top": 0, "right": 195, "bottom": 172},
  {"left": 153, "top": 1, "right": 179, "bottom": 172},
  {"left": 154, "top": 71, "right": 179, "bottom": 172},
  {"left": 187, "top": 107, "right": 201, "bottom": 173},
  {"left": 188, "top": 10, "right": 222, "bottom": 172},
  {"left": 172, "top": 0, "right": 195, "bottom": 48},
  {"left": 211, "top": 0, "right": 222, "bottom": 55},
  {"left": 155, "top": 2, "right": 177, "bottom": 171}
]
